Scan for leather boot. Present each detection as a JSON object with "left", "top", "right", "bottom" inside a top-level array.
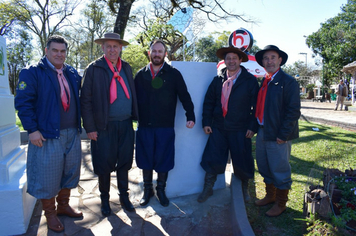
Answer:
[
  {"left": 140, "top": 169, "right": 154, "bottom": 206},
  {"left": 266, "top": 189, "right": 289, "bottom": 217},
  {"left": 241, "top": 179, "right": 251, "bottom": 203},
  {"left": 56, "top": 188, "right": 83, "bottom": 218},
  {"left": 255, "top": 183, "right": 276, "bottom": 206},
  {"left": 197, "top": 172, "right": 217, "bottom": 203},
  {"left": 41, "top": 198, "right": 64, "bottom": 232},
  {"left": 156, "top": 172, "right": 169, "bottom": 207},
  {"left": 99, "top": 174, "right": 111, "bottom": 217},
  {"left": 117, "top": 170, "right": 135, "bottom": 212}
]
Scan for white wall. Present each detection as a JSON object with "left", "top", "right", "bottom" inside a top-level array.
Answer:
[{"left": 165, "top": 61, "right": 226, "bottom": 198}]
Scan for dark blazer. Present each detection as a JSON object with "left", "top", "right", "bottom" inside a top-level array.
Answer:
[
  {"left": 202, "top": 66, "right": 259, "bottom": 132},
  {"left": 261, "top": 69, "right": 301, "bottom": 141},
  {"left": 134, "top": 62, "right": 195, "bottom": 128},
  {"left": 81, "top": 56, "right": 138, "bottom": 133}
]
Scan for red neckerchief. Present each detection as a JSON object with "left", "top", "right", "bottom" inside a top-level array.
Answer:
[
  {"left": 255, "top": 69, "right": 280, "bottom": 123},
  {"left": 150, "top": 62, "right": 164, "bottom": 80},
  {"left": 104, "top": 55, "right": 130, "bottom": 103}
]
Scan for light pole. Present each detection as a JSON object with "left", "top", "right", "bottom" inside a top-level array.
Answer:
[{"left": 299, "top": 52, "right": 307, "bottom": 67}]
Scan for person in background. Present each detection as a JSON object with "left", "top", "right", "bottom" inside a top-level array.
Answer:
[
  {"left": 334, "top": 79, "right": 348, "bottom": 111},
  {"left": 254, "top": 45, "right": 300, "bottom": 217},
  {"left": 81, "top": 32, "right": 138, "bottom": 216},
  {"left": 134, "top": 39, "right": 195, "bottom": 207},
  {"left": 197, "top": 46, "right": 259, "bottom": 203},
  {"left": 15, "top": 35, "right": 83, "bottom": 232}
]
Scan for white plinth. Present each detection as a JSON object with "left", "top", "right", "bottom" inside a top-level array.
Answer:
[
  {"left": 0, "top": 36, "right": 36, "bottom": 235},
  {"left": 166, "top": 61, "right": 226, "bottom": 198}
]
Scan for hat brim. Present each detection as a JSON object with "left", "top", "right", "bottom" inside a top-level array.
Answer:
[
  {"left": 216, "top": 47, "right": 248, "bottom": 62},
  {"left": 255, "top": 49, "right": 288, "bottom": 67},
  {"left": 94, "top": 38, "right": 129, "bottom": 46}
]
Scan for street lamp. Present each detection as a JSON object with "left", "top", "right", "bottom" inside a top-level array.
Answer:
[{"left": 299, "top": 52, "right": 307, "bottom": 67}]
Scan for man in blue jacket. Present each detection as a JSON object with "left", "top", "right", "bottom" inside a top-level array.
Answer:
[
  {"left": 198, "top": 46, "right": 259, "bottom": 203},
  {"left": 15, "top": 35, "right": 82, "bottom": 232},
  {"left": 254, "top": 45, "right": 300, "bottom": 217}
]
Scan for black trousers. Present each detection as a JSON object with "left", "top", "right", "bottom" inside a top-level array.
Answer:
[
  {"left": 91, "top": 119, "right": 134, "bottom": 175},
  {"left": 200, "top": 127, "right": 254, "bottom": 180}
]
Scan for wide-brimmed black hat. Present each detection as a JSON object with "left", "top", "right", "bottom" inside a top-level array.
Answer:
[
  {"left": 216, "top": 46, "right": 248, "bottom": 62},
  {"left": 94, "top": 32, "right": 129, "bottom": 46},
  {"left": 255, "top": 45, "right": 288, "bottom": 67}
]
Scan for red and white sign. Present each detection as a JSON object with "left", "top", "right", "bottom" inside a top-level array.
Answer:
[{"left": 229, "top": 28, "right": 253, "bottom": 52}]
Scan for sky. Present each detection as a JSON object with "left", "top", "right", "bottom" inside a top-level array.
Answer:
[{"left": 202, "top": 0, "right": 348, "bottom": 68}]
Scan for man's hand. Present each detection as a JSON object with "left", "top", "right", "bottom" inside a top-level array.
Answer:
[
  {"left": 203, "top": 126, "right": 212, "bottom": 134},
  {"left": 186, "top": 121, "right": 195, "bottom": 129},
  {"left": 29, "top": 131, "right": 46, "bottom": 147},
  {"left": 245, "top": 130, "right": 255, "bottom": 139},
  {"left": 276, "top": 138, "right": 287, "bottom": 144},
  {"left": 87, "top": 131, "right": 98, "bottom": 141}
]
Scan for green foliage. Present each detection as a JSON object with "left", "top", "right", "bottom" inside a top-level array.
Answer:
[
  {"left": 306, "top": 0, "right": 356, "bottom": 85},
  {"left": 195, "top": 31, "right": 229, "bottom": 63},
  {"left": 122, "top": 44, "right": 149, "bottom": 76},
  {"left": 0, "top": 1, "right": 17, "bottom": 35},
  {"left": 7, "top": 28, "right": 33, "bottom": 95},
  {"left": 195, "top": 35, "right": 221, "bottom": 62}
]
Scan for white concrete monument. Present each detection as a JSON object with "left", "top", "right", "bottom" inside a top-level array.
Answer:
[
  {"left": 0, "top": 36, "right": 36, "bottom": 235},
  {"left": 166, "top": 61, "right": 226, "bottom": 198}
]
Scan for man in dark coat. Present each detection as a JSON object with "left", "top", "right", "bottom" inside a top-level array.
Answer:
[
  {"left": 254, "top": 45, "right": 300, "bottom": 217},
  {"left": 198, "top": 46, "right": 259, "bottom": 203},
  {"left": 81, "top": 33, "right": 138, "bottom": 216},
  {"left": 134, "top": 39, "right": 195, "bottom": 207}
]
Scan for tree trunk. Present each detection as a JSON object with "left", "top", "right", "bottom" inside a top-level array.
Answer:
[{"left": 114, "top": 0, "right": 135, "bottom": 39}]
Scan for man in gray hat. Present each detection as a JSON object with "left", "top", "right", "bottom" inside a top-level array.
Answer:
[
  {"left": 197, "top": 46, "right": 259, "bottom": 203},
  {"left": 254, "top": 45, "right": 300, "bottom": 217},
  {"left": 81, "top": 32, "right": 138, "bottom": 215}
]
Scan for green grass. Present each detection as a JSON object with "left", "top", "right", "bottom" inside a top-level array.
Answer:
[
  {"left": 15, "top": 111, "right": 23, "bottom": 130},
  {"left": 246, "top": 120, "right": 356, "bottom": 236}
]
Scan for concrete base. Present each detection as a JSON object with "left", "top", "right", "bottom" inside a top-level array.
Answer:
[
  {"left": 166, "top": 61, "right": 225, "bottom": 198},
  {"left": 0, "top": 35, "right": 36, "bottom": 236},
  {"left": 0, "top": 168, "right": 36, "bottom": 236}
]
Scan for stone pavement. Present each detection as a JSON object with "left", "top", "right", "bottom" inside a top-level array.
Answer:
[
  {"left": 17, "top": 141, "right": 239, "bottom": 236},
  {"left": 300, "top": 100, "right": 356, "bottom": 131},
  {"left": 14, "top": 100, "right": 355, "bottom": 236}
]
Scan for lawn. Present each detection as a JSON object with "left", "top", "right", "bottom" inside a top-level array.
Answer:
[{"left": 246, "top": 120, "right": 356, "bottom": 236}]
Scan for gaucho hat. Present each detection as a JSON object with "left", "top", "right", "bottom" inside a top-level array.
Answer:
[
  {"left": 255, "top": 45, "right": 288, "bottom": 67},
  {"left": 216, "top": 46, "right": 248, "bottom": 62},
  {"left": 94, "top": 32, "right": 129, "bottom": 46}
]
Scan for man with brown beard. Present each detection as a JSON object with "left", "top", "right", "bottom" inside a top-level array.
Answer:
[{"left": 134, "top": 39, "right": 195, "bottom": 207}]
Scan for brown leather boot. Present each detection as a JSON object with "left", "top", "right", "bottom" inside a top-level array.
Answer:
[
  {"left": 266, "top": 189, "right": 289, "bottom": 217},
  {"left": 41, "top": 198, "right": 64, "bottom": 232},
  {"left": 255, "top": 183, "right": 276, "bottom": 206},
  {"left": 56, "top": 188, "right": 83, "bottom": 218}
]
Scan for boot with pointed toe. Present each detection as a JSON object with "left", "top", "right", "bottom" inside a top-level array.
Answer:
[
  {"left": 41, "top": 198, "right": 64, "bottom": 232},
  {"left": 56, "top": 188, "right": 83, "bottom": 218}
]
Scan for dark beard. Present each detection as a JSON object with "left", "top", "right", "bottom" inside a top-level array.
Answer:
[{"left": 150, "top": 56, "right": 165, "bottom": 66}]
